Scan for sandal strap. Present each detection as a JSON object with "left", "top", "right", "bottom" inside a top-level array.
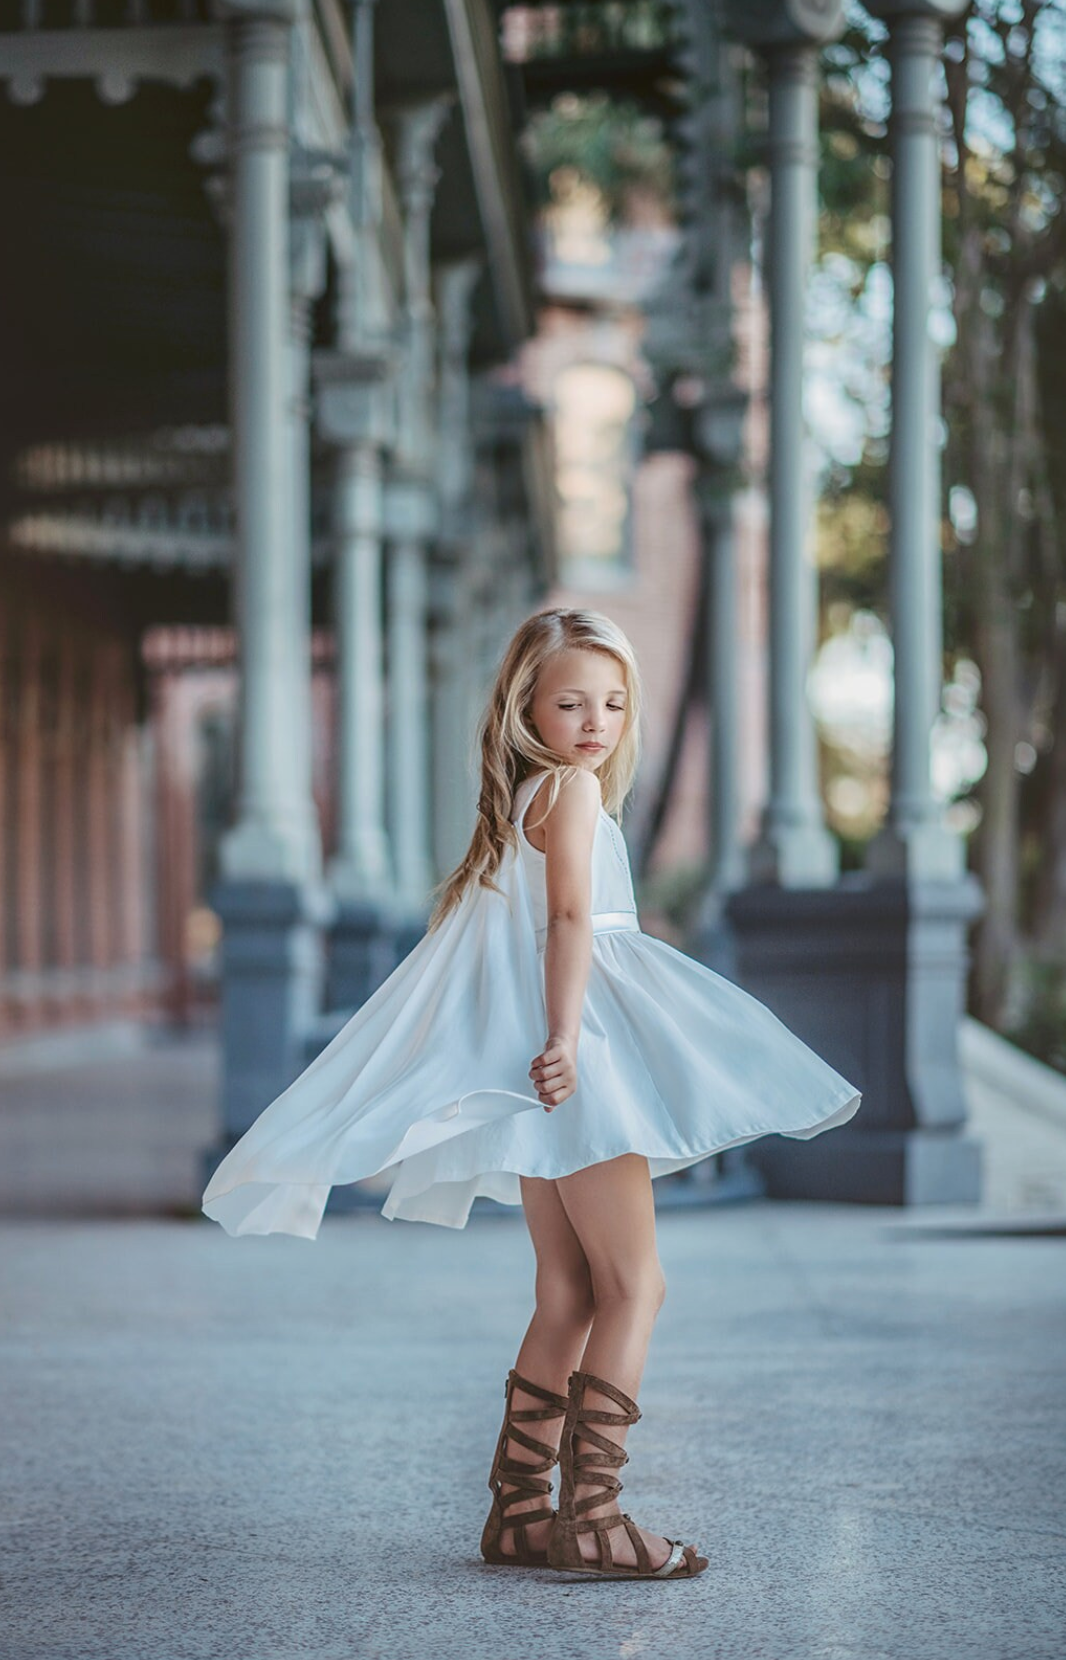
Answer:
[
  {"left": 489, "top": 1369, "right": 569, "bottom": 1530},
  {"left": 652, "top": 1540, "right": 687, "bottom": 1577},
  {"left": 498, "top": 1419, "right": 559, "bottom": 1468},
  {"left": 568, "top": 1369, "right": 642, "bottom": 1425},
  {"left": 507, "top": 1369, "right": 570, "bottom": 1418},
  {"left": 555, "top": 1370, "right": 704, "bottom": 1576}
]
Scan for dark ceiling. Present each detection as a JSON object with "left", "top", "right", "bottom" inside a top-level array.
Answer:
[
  {"left": 0, "top": 78, "right": 227, "bottom": 450},
  {"left": 0, "top": 29, "right": 533, "bottom": 464}
]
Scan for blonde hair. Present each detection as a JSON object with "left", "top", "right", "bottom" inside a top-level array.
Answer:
[{"left": 425, "top": 607, "right": 644, "bottom": 933}]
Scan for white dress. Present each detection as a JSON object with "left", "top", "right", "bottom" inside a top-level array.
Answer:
[{"left": 202, "top": 770, "right": 861, "bottom": 1237}]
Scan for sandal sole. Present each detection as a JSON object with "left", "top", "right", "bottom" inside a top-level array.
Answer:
[{"left": 548, "top": 1565, "right": 707, "bottom": 1580}]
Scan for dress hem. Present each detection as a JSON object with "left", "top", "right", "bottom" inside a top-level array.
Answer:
[
  {"left": 378, "top": 1085, "right": 862, "bottom": 1227},
  {"left": 201, "top": 1083, "right": 862, "bottom": 1237}
]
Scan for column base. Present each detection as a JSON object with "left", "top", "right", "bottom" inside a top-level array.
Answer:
[
  {"left": 327, "top": 846, "right": 393, "bottom": 903},
  {"left": 715, "top": 872, "right": 986, "bottom": 1205},
  {"left": 325, "top": 896, "right": 397, "bottom": 1014},
  {"left": 204, "top": 878, "right": 334, "bottom": 1177},
  {"left": 686, "top": 884, "right": 740, "bottom": 980},
  {"left": 747, "top": 1126, "right": 983, "bottom": 1205},
  {"left": 219, "top": 815, "right": 323, "bottom": 886},
  {"left": 388, "top": 900, "right": 433, "bottom": 968},
  {"left": 746, "top": 821, "right": 839, "bottom": 888},
  {"left": 865, "top": 819, "right": 967, "bottom": 880}
]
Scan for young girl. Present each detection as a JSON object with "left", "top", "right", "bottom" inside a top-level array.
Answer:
[{"left": 202, "top": 607, "right": 861, "bottom": 1582}]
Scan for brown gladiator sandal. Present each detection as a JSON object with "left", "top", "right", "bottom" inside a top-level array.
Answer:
[
  {"left": 547, "top": 1368, "right": 709, "bottom": 1580},
  {"left": 480, "top": 1368, "right": 570, "bottom": 1567}
]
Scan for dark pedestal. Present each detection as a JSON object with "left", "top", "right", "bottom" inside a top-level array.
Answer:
[
  {"left": 325, "top": 896, "right": 398, "bottom": 1013},
  {"left": 203, "top": 877, "right": 334, "bottom": 1179},
  {"left": 704, "top": 873, "right": 986, "bottom": 1205}
]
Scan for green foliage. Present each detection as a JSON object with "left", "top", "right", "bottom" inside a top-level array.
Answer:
[
  {"left": 818, "top": 21, "right": 890, "bottom": 265},
  {"left": 521, "top": 92, "right": 675, "bottom": 222},
  {"left": 1004, "top": 960, "right": 1066, "bottom": 1078},
  {"left": 812, "top": 0, "right": 1066, "bottom": 1027}
]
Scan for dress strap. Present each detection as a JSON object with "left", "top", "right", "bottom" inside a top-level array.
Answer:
[{"left": 513, "top": 771, "right": 550, "bottom": 832}]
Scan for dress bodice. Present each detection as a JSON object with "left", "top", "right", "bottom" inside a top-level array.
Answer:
[{"left": 510, "top": 770, "right": 639, "bottom": 949}]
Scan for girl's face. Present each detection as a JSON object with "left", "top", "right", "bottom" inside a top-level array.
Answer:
[{"left": 530, "top": 648, "right": 628, "bottom": 771}]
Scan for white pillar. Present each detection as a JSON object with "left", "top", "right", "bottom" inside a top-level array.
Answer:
[
  {"left": 436, "top": 258, "right": 481, "bottom": 518},
  {"left": 331, "top": 442, "right": 391, "bottom": 895},
  {"left": 385, "top": 98, "right": 450, "bottom": 907},
  {"left": 432, "top": 258, "right": 482, "bottom": 874},
  {"left": 286, "top": 196, "right": 330, "bottom": 858},
  {"left": 220, "top": 11, "right": 320, "bottom": 883},
  {"left": 748, "top": 42, "right": 837, "bottom": 887},
  {"left": 313, "top": 0, "right": 393, "bottom": 905},
  {"left": 865, "top": 0, "right": 967, "bottom": 878},
  {"left": 706, "top": 479, "right": 746, "bottom": 895}
]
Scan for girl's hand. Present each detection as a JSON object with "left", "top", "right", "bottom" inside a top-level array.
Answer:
[{"left": 529, "top": 1035, "right": 578, "bottom": 1111}]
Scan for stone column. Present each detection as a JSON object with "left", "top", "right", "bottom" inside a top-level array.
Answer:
[
  {"left": 698, "top": 459, "right": 747, "bottom": 887},
  {"left": 385, "top": 97, "right": 450, "bottom": 916},
  {"left": 218, "top": 8, "right": 320, "bottom": 885},
  {"left": 307, "top": 0, "right": 398, "bottom": 1015},
  {"left": 723, "top": 0, "right": 982, "bottom": 1205},
  {"left": 208, "top": 7, "right": 333, "bottom": 1163},
  {"left": 285, "top": 165, "right": 337, "bottom": 844},
  {"left": 54, "top": 628, "right": 78, "bottom": 1018},
  {"left": 436, "top": 259, "right": 481, "bottom": 518},
  {"left": 431, "top": 257, "right": 482, "bottom": 876},
  {"left": 748, "top": 39, "right": 837, "bottom": 886},
  {"left": 864, "top": 0, "right": 968, "bottom": 879},
  {"left": 387, "top": 533, "right": 433, "bottom": 912},
  {"left": 329, "top": 439, "right": 391, "bottom": 898},
  {"left": 15, "top": 615, "right": 43, "bottom": 1031}
]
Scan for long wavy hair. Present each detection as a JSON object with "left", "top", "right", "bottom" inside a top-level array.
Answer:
[{"left": 425, "top": 608, "right": 644, "bottom": 933}]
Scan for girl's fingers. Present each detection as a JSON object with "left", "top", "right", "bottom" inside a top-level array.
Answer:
[
  {"left": 529, "top": 1046, "right": 576, "bottom": 1109},
  {"left": 533, "top": 1073, "right": 575, "bottom": 1098}
]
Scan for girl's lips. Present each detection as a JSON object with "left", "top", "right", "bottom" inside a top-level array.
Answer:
[{"left": 577, "top": 744, "right": 604, "bottom": 751}]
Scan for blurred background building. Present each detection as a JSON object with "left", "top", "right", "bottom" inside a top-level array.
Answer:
[{"left": 2, "top": 0, "right": 1065, "bottom": 1218}]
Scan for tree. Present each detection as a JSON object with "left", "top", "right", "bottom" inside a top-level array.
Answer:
[
  {"left": 941, "top": 0, "right": 1066, "bottom": 1026},
  {"left": 816, "top": 2, "right": 1066, "bottom": 1045}
]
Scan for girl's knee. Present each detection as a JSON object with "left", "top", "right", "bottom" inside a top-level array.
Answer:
[
  {"left": 535, "top": 1265, "right": 596, "bottom": 1329},
  {"left": 592, "top": 1264, "right": 666, "bottom": 1316}
]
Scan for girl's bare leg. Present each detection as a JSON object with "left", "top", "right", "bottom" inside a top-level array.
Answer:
[
  {"left": 554, "top": 1152, "right": 674, "bottom": 1571},
  {"left": 493, "top": 1174, "right": 596, "bottom": 1557}
]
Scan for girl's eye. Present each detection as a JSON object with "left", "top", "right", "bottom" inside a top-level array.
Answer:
[{"left": 559, "top": 704, "right": 625, "bottom": 711}]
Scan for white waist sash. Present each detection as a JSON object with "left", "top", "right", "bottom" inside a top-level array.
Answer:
[{"left": 535, "top": 910, "right": 639, "bottom": 953}]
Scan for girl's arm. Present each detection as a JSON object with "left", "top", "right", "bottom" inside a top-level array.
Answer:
[{"left": 528, "top": 768, "right": 600, "bottom": 1111}]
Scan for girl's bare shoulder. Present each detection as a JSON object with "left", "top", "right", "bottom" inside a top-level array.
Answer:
[{"left": 525, "top": 767, "right": 600, "bottom": 855}]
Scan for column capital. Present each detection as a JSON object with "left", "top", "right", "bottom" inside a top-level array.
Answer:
[
  {"left": 725, "top": 0, "right": 844, "bottom": 50},
  {"left": 392, "top": 95, "right": 454, "bottom": 216},
  {"left": 290, "top": 147, "right": 347, "bottom": 222},
  {"left": 289, "top": 149, "right": 346, "bottom": 308},
  {"left": 313, "top": 346, "right": 396, "bottom": 450}
]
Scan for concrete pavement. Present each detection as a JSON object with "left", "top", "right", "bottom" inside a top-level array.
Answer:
[{"left": 2, "top": 1201, "right": 1064, "bottom": 1660}]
